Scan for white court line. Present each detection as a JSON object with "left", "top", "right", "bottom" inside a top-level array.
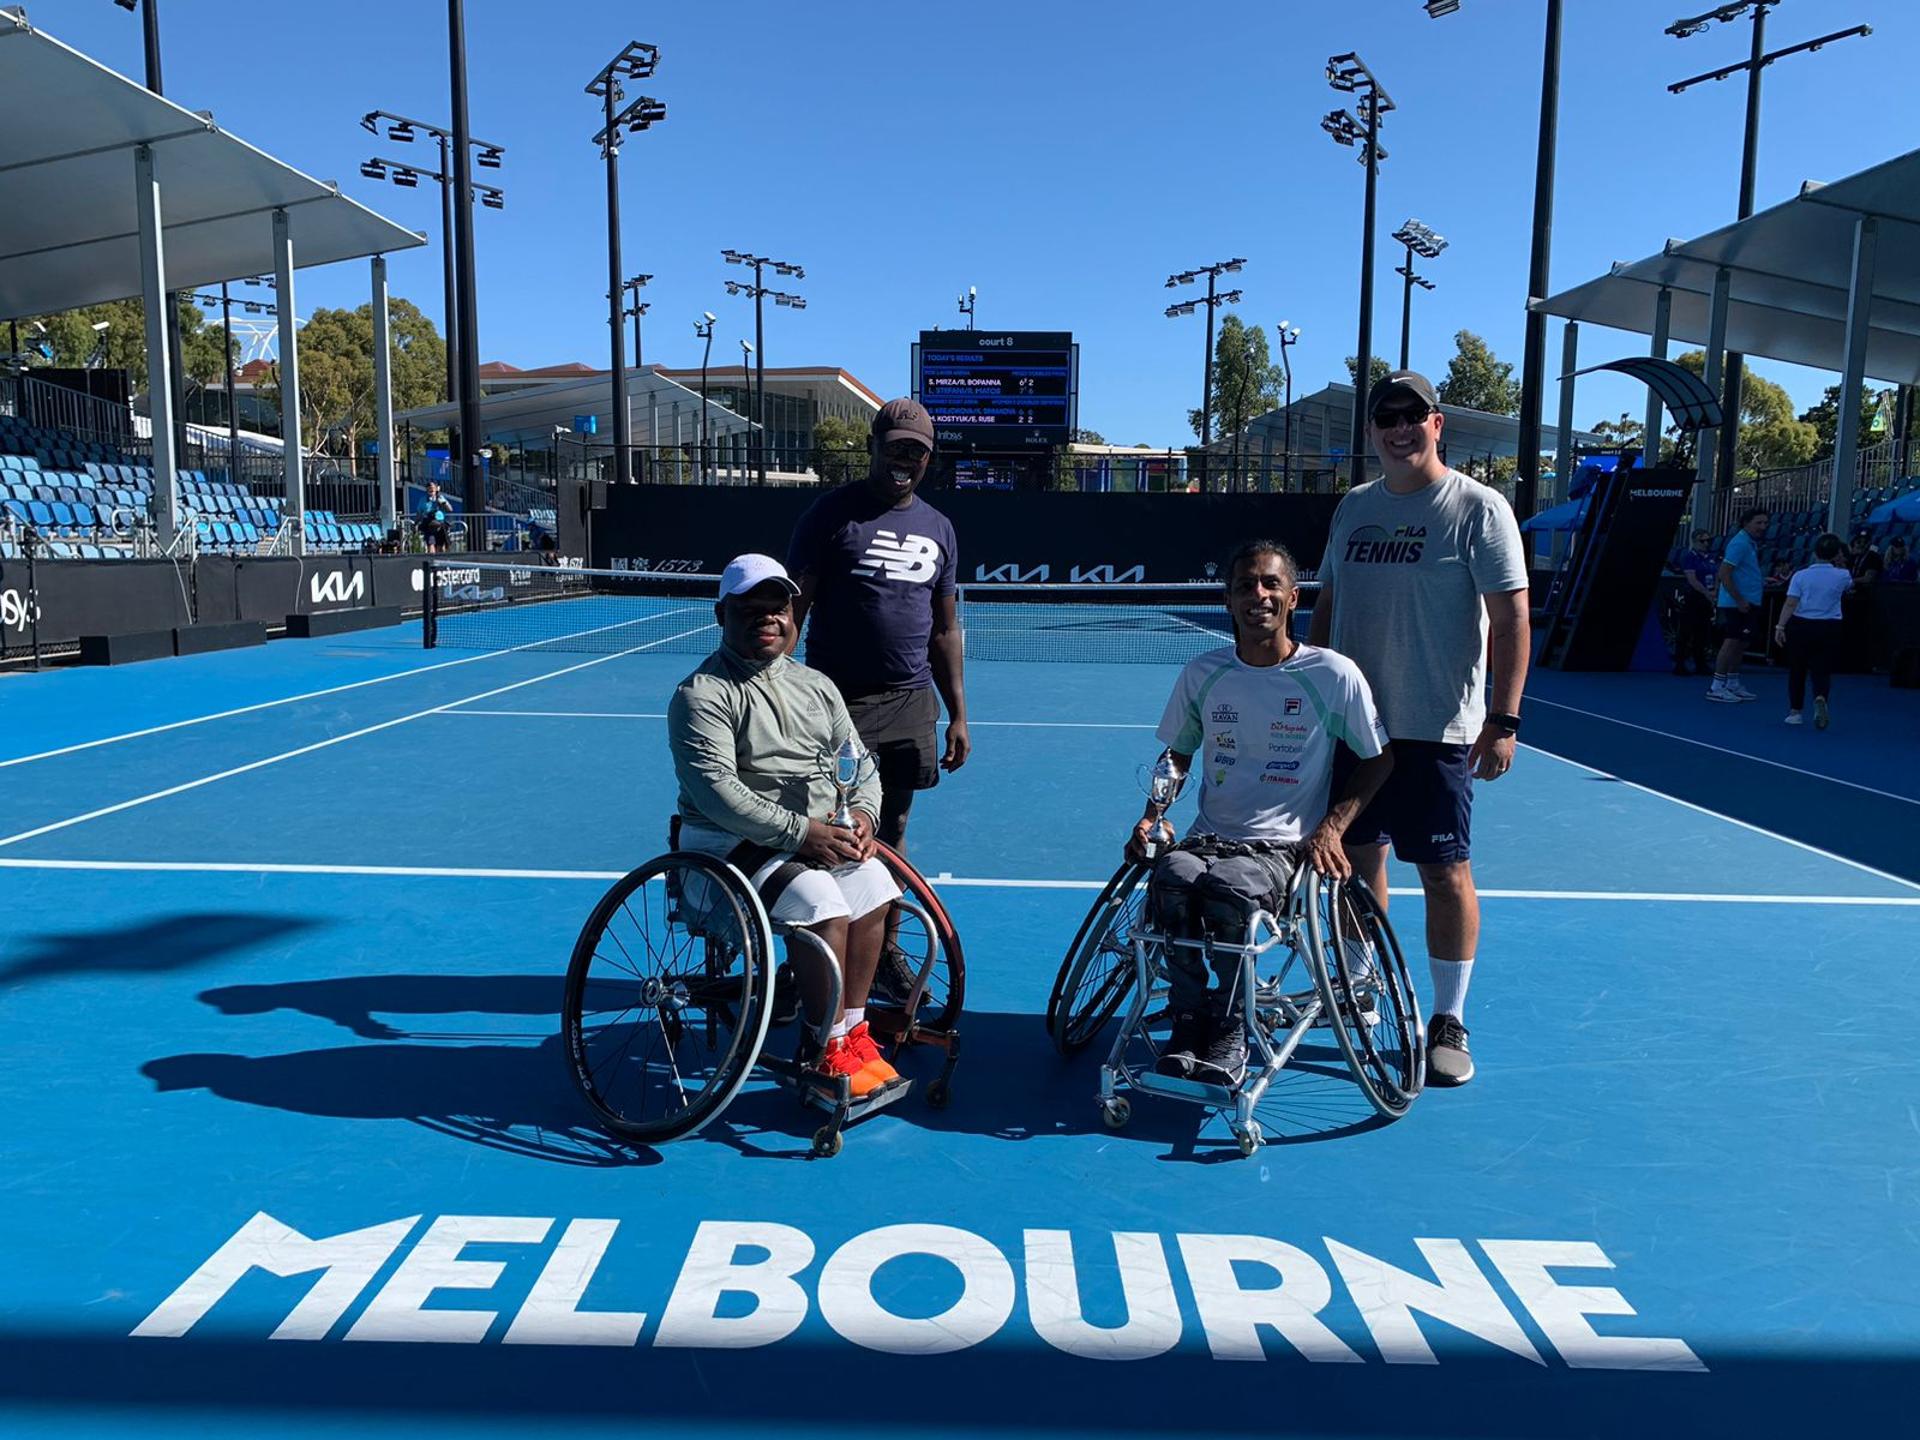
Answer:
[
  {"left": 439, "top": 710, "right": 1159, "bottom": 729},
  {"left": 1519, "top": 741, "right": 1920, "bottom": 894},
  {"left": 0, "top": 622, "right": 715, "bottom": 850},
  {"left": 0, "top": 605, "right": 713, "bottom": 771},
  {"left": 2, "top": 856, "right": 1918, "bottom": 906},
  {"left": 1527, "top": 695, "right": 1920, "bottom": 808}
]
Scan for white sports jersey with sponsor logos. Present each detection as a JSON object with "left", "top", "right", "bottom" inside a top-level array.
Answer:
[{"left": 1155, "top": 644, "right": 1388, "bottom": 844}]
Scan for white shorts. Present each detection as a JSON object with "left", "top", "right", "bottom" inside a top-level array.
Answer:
[{"left": 679, "top": 823, "right": 899, "bottom": 928}]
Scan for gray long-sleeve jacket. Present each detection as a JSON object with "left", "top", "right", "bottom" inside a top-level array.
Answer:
[{"left": 668, "top": 644, "right": 881, "bottom": 850}]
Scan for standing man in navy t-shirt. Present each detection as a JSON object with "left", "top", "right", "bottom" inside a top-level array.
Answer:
[{"left": 788, "top": 396, "right": 969, "bottom": 860}]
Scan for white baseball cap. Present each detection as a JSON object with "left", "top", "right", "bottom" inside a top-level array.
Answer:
[{"left": 718, "top": 553, "right": 799, "bottom": 599}]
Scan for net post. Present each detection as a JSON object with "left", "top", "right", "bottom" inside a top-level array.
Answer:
[{"left": 422, "top": 555, "right": 437, "bottom": 648}]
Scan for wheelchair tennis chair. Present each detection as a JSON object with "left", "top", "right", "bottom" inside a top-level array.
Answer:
[
  {"left": 1045, "top": 851, "right": 1423, "bottom": 1156},
  {"left": 563, "top": 821, "right": 963, "bottom": 1157}
]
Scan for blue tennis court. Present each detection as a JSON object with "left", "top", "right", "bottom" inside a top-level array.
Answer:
[{"left": 2, "top": 601, "right": 1917, "bottom": 1437}]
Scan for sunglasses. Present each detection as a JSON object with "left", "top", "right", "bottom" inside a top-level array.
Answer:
[
  {"left": 882, "top": 440, "right": 930, "bottom": 461},
  {"left": 1371, "top": 403, "right": 1433, "bottom": 429}
]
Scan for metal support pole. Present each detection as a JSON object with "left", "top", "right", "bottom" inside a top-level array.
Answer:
[
  {"left": 1829, "top": 216, "right": 1878, "bottom": 535},
  {"left": 1398, "top": 242, "right": 1414, "bottom": 371},
  {"left": 272, "top": 207, "right": 304, "bottom": 557},
  {"left": 1553, "top": 320, "right": 1577, "bottom": 505},
  {"left": 133, "top": 144, "right": 179, "bottom": 547},
  {"left": 1691, "top": 267, "right": 1732, "bottom": 526},
  {"left": 1350, "top": 92, "right": 1381, "bottom": 490},
  {"left": 603, "top": 86, "right": 631, "bottom": 487},
  {"left": 754, "top": 269, "right": 767, "bottom": 483},
  {"left": 1201, "top": 269, "right": 1217, "bottom": 455},
  {"left": 1513, "top": 0, "right": 1563, "bottom": 520},
  {"left": 1716, "top": 3, "right": 1769, "bottom": 497},
  {"left": 448, "top": 0, "right": 486, "bottom": 529},
  {"left": 1281, "top": 356, "right": 1294, "bottom": 493},
  {"left": 1644, "top": 286, "right": 1672, "bottom": 466},
  {"left": 221, "top": 281, "right": 240, "bottom": 483},
  {"left": 1895, "top": 385, "right": 1914, "bottom": 478},
  {"left": 372, "top": 255, "right": 397, "bottom": 534},
  {"left": 438, "top": 134, "right": 459, "bottom": 424}
]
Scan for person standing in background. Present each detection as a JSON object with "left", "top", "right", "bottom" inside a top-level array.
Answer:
[{"left": 1774, "top": 534, "right": 1853, "bottom": 730}]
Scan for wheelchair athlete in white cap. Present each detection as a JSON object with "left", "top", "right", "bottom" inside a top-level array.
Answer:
[{"left": 667, "top": 553, "right": 903, "bottom": 1099}]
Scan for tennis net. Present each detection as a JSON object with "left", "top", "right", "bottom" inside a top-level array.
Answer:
[{"left": 421, "top": 561, "right": 1315, "bottom": 665}]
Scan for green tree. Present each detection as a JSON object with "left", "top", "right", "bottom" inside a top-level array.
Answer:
[
  {"left": 252, "top": 299, "right": 446, "bottom": 460},
  {"left": 1345, "top": 353, "right": 1391, "bottom": 395},
  {"left": 1798, "top": 383, "right": 1890, "bottom": 461},
  {"left": 20, "top": 297, "right": 233, "bottom": 390},
  {"left": 1588, "top": 411, "right": 1644, "bottom": 450},
  {"left": 809, "top": 413, "right": 869, "bottom": 484},
  {"left": 1189, "top": 315, "right": 1282, "bottom": 442},
  {"left": 1071, "top": 427, "right": 1108, "bottom": 445},
  {"left": 1435, "top": 330, "right": 1520, "bottom": 415},
  {"left": 1674, "top": 351, "right": 1817, "bottom": 477}
]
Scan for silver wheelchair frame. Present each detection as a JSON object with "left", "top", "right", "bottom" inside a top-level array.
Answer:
[{"left": 1054, "top": 858, "right": 1424, "bottom": 1156}]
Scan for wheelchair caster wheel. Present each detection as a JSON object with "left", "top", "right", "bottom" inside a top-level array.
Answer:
[
  {"left": 926, "top": 1080, "right": 951, "bottom": 1110},
  {"left": 1101, "top": 1098, "right": 1131, "bottom": 1130},
  {"left": 812, "top": 1126, "right": 843, "bottom": 1158},
  {"left": 1236, "top": 1124, "right": 1263, "bottom": 1157}
]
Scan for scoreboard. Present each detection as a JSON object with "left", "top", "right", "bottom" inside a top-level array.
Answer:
[{"left": 913, "top": 330, "right": 1077, "bottom": 450}]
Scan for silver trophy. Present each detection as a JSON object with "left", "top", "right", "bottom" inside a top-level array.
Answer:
[
  {"left": 1139, "top": 752, "right": 1185, "bottom": 860},
  {"left": 828, "top": 736, "right": 868, "bottom": 829}
]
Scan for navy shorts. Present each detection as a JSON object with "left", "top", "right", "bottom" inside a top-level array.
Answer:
[
  {"left": 1716, "top": 606, "right": 1756, "bottom": 642},
  {"left": 1333, "top": 739, "right": 1472, "bottom": 865}
]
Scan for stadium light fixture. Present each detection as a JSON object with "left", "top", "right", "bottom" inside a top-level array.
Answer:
[
  {"left": 393, "top": 168, "right": 419, "bottom": 189},
  {"left": 1325, "top": 50, "right": 1393, "bottom": 487},
  {"left": 1390, "top": 218, "right": 1446, "bottom": 370},
  {"left": 1164, "top": 258, "right": 1248, "bottom": 485},
  {"left": 722, "top": 249, "right": 806, "bottom": 482},
  {"left": 360, "top": 159, "right": 387, "bottom": 180},
  {"left": 958, "top": 285, "right": 977, "bottom": 329},
  {"left": 695, "top": 313, "right": 717, "bottom": 479},
  {"left": 588, "top": 41, "right": 669, "bottom": 487},
  {"left": 1425, "top": 0, "right": 1461, "bottom": 16}
]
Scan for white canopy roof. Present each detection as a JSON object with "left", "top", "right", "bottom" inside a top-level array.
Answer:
[
  {"left": 398, "top": 368, "right": 754, "bottom": 446},
  {"left": 1535, "top": 147, "right": 1920, "bottom": 385},
  {"left": 0, "top": 7, "right": 424, "bottom": 321}
]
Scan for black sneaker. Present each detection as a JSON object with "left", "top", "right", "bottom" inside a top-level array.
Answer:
[
  {"left": 770, "top": 962, "right": 800, "bottom": 1028},
  {"left": 1189, "top": 1014, "right": 1248, "bottom": 1086},
  {"left": 1156, "top": 1010, "right": 1209, "bottom": 1078},
  {"left": 1428, "top": 1012, "right": 1475, "bottom": 1086},
  {"left": 867, "top": 944, "right": 921, "bottom": 1010}
]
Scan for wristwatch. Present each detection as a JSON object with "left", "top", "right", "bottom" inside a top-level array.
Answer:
[{"left": 1487, "top": 712, "right": 1522, "bottom": 737}]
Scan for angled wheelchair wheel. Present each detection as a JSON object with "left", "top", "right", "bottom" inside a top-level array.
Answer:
[
  {"left": 871, "top": 840, "right": 965, "bottom": 1035},
  {"left": 1046, "top": 861, "right": 1149, "bottom": 1056},
  {"left": 1303, "top": 872, "right": 1424, "bottom": 1118},
  {"left": 563, "top": 852, "right": 774, "bottom": 1144}
]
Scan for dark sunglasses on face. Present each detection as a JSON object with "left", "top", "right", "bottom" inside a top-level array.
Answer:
[
  {"left": 1371, "top": 403, "right": 1432, "bottom": 429},
  {"left": 882, "top": 440, "right": 929, "bottom": 462}
]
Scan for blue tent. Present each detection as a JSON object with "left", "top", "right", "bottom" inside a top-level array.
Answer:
[
  {"left": 1519, "top": 495, "right": 1590, "bottom": 533},
  {"left": 1864, "top": 490, "right": 1920, "bottom": 526}
]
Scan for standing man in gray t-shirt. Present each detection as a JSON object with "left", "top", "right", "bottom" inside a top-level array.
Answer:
[{"left": 1308, "top": 370, "right": 1530, "bottom": 1087}]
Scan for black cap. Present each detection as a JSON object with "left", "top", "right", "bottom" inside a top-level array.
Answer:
[
  {"left": 873, "top": 396, "right": 935, "bottom": 452},
  {"left": 1366, "top": 369, "right": 1440, "bottom": 413}
]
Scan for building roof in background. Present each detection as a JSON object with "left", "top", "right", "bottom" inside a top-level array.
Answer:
[{"left": 0, "top": 8, "right": 423, "bottom": 322}]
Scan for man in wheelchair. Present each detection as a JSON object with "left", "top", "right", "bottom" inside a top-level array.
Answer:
[
  {"left": 1128, "top": 540, "right": 1394, "bottom": 1086},
  {"left": 667, "top": 553, "right": 905, "bottom": 1101}
]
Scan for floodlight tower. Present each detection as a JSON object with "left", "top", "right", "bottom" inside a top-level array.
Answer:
[
  {"left": 1666, "top": 1, "right": 1872, "bottom": 494},
  {"left": 588, "top": 41, "right": 668, "bottom": 487},
  {"left": 958, "top": 286, "right": 977, "bottom": 330},
  {"left": 723, "top": 251, "right": 807, "bottom": 482},
  {"left": 1391, "top": 220, "right": 1447, "bottom": 370},
  {"left": 695, "top": 312, "right": 716, "bottom": 479},
  {"left": 621, "top": 275, "right": 653, "bottom": 368},
  {"left": 1275, "top": 321, "right": 1301, "bottom": 491},
  {"left": 1324, "top": 52, "right": 1394, "bottom": 488},
  {"left": 358, "top": 110, "right": 506, "bottom": 426},
  {"left": 1165, "top": 258, "right": 1246, "bottom": 490}
]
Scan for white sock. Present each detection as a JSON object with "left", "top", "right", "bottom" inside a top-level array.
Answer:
[
  {"left": 1428, "top": 956, "right": 1474, "bottom": 1021},
  {"left": 829, "top": 1014, "right": 850, "bottom": 1040},
  {"left": 1341, "top": 937, "right": 1379, "bottom": 987},
  {"left": 844, "top": 1006, "right": 865, "bottom": 1032}
]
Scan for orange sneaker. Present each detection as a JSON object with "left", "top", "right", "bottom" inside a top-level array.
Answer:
[
  {"left": 812, "top": 1035, "right": 884, "bottom": 1099},
  {"left": 844, "top": 1021, "right": 900, "bottom": 1088}
]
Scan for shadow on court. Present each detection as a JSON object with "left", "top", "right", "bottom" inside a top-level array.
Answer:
[
  {"left": 157, "top": 974, "right": 1388, "bottom": 1165},
  {"left": 0, "top": 912, "right": 324, "bottom": 987}
]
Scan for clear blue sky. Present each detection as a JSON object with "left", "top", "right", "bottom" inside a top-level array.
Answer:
[{"left": 46, "top": 0, "right": 1920, "bottom": 444}]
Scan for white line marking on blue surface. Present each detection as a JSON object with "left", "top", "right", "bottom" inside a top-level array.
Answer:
[
  {"left": 0, "top": 622, "right": 715, "bottom": 850},
  {"left": 1521, "top": 742, "right": 1920, "bottom": 894},
  {"left": 1527, "top": 696, "right": 1920, "bottom": 807},
  {"left": 0, "top": 606, "right": 711, "bottom": 770},
  {"left": 2, "top": 857, "right": 1918, "bottom": 905},
  {"left": 437, "top": 710, "right": 1160, "bottom": 728}
]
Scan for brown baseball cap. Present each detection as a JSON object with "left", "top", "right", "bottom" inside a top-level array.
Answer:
[
  {"left": 873, "top": 396, "right": 935, "bottom": 451},
  {"left": 1366, "top": 369, "right": 1441, "bottom": 413}
]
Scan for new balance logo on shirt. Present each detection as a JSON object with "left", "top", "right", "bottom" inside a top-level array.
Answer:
[{"left": 851, "top": 530, "right": 942, "bottom": 584}]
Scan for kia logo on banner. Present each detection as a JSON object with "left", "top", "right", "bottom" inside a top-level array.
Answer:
[{"left": 310, "top": 572, "right": 366, "bottom": 607}]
